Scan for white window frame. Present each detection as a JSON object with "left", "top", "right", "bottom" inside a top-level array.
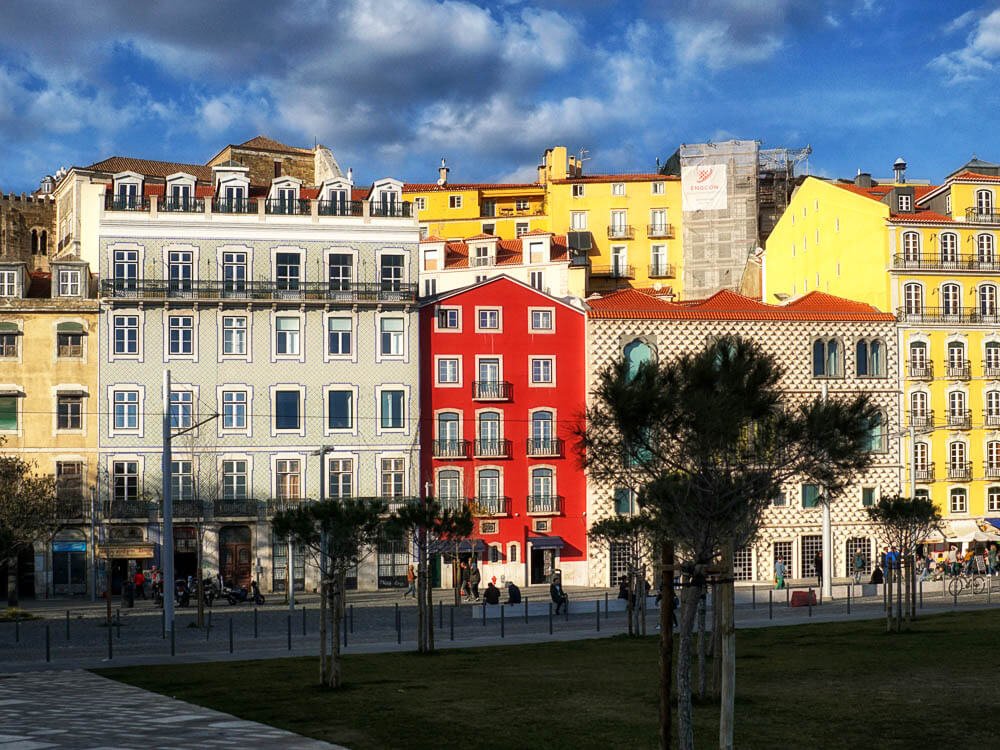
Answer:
[
  {"left": 377, "top": 315, "right": 407, "bottom": 361},
  {"left": 219, "top": 313, "right": 251, "bottom": 363},
  {"left": 413, "top": 197, "right": 426, "bottom": 211},
  {"left": 165, "top": 313, "right": 197, "bottom": 361},
  {"left": 219, "top": 455, "right": 252, "bottom": 501},
  {"left": 274, "top": 314, "right": 303, "bottom": 360},
  {"left": 0, "top": 270, "right": 19, "bottom": 298},
  {"left": 57, "top": 269, "right": 82, "bottom": 297},
  {"left": 217, "top": 385, "right": 253, "bottom": 437},
  {"left": 572, "top": 184, "right": 585, "bottom": 198},
  {"left": 270, "top": 384, "right": 306, "bottom": 438},
  {"left": 324, "top": 385, "right": 359, "bottom": 436},
  {"left": 108, "top": 384, "right": 145, "bottom": 438},
  {"left": 515, "top": 222, "right": 529, "bottom": 238},
  {"left": 475, "top": 306, "right": 502, "bottom": 333},
  {"left": 378, "top": 453, "right": 408, "bottom": 498},
  {"left": 652, "top": 181, "right": 665, "bottom": 195},
  {"left": 110, "top": 311, "right": 143, "bottom": 361},
  {"left": 449, "top": 195, "right": 462, "bottom": 209},
  {"left": 375, "top": 384, "right": 411, "bottom": 436},
  {"left": 270, "top": 452, "right": 307, "bottom": 500},
  {"left": 570, "top": 211, "right": 587, "bottom": 230},
  {"left": 434, "top": 306, "right": 462, "bottom": 333},
  {"left": 529, "top": 356, "right": 556, "bottom": 387},
  {"left": 612, "top": 182, "right": 626, "bottom": 196},
  {"left": 950, "top": 488, "right": 968, "bottom": 514},
  {"left": 435, "top": 355, "right": 463, "bottom": 388},
  {"left": 324, "top": 313, "right": 356, "bottom": 363},
  {"left": 528, "top": 307, "right": 555, "bottom": 333}
]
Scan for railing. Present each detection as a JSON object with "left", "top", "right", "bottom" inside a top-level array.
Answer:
[
  {"left": 947, "top": 463, "right": 972, "bottom": 481},
  {"left": 437, "top": 496, "right": 467, "bottom": 512},
  {"left": 265, "top": 199, "right": 312, "bottom": 215},
  {"left": 474, "top": 439, "right": 512, "bottom": 459},
  {"left": 648, "top": 263, "right": 674, "bottom": 278},
  {"left": 966, "top": 208, "right": 1000, "bottom": 224},
  {"left": 647, "top": 223, "right": 674, "bottom": 238},
  {"left": 892, "top": 253, "right": 1000, "bottom": 270},
  {"left": 897, "top": 307, "right": 1000, "bottom": 325},
  {"left": 591, "top": 265, "right": 635, "bottom": 279},
  {"left": 212, "top": 198, "right": 257, "bottom": 214},
  {"left": 55, "top": 497, "right": 88, "bottom": 519},
  {"left": 945, "top": 361, "right": 972, "bottom": 379},
  {"left": 526, "top": 438, "right": 563, "bottom": 457},
  {"left": 946, "top": 410, "right": 972, "bottom": 429},
  {"left": 472, "top": 256, "right": 493, "bottom": 267},
  {"left": 100, "top": 278, "right": 418, "bottom": 303},
  {"left": 104, "top": 194, "right": 149, "bottom": 212},
  {"left": 433, "top": 439, "right": 470, "bottom": 459},
  {"left": 107, "top": 500, "right": 153, "bottom": 518},
  {"left": 172, "top": 499, "right": 208, "bottom": 518},
  {"left": 161, "top": 198, "right": 205, "bottom": 213},
  {"left": 527, "top": 494, "right": 562, "bottom": 514},
  {"left": 908, "top": 411, "right": 934, "bottom": 430},
  {"left": 986, "top": 365, "right": 1000, "bottom": 379},
  {"left": 986, "top": 463, "right": 1000, "bottom": 479},
  {"left": 908, "top": 361, "right": 933, "bottom": 379},
  {"left": 914, "top": 464, "right": 935, "bottom": 483},
  {"left": 214, "top": 498, "right": 259, "bottom": 517},
  {"left": 472, "top": 381, "right": 513, "bottom": 401},
  {"left": 470, "top": 496, "right": 510, "bottom": 516},
  {"left": 607, "top": 225, "right": 634, "bottom": 240},
  {"left": 986, "top": 411, "right": 1000, "bottom": 428},
  {"left": 369, "top": 202, "right": 412, "bottom": 218},
  {"left": 318, "top": 200, "right": 363, "bottom": 216}
]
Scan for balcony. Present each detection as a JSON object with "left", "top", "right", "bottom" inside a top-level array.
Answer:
[
  {"left": 898, "top": 307, "right": 1000, "bottom": 326},
  {"left": 946, "top": 410, "right": 972, "bottom": 429},
  {"left": 527, "top": 494, "right": 562, "bottom": 515},
  {"left": 945, "top": 360, "right": 972, "bottom": 380},
  {"left": 526, "top": 438, "right": 564, "bottom": 458},
  {"left": 213, "top": 498, "right": 259, "bottom": 518},
  {"left": 591, "top": 264, "right": 635, "bottom": 279},
  {"left": 172, "top": 499, "right": 209, "bottom": 518},
  {"left": 907, "top": 361, "right": 933, "bottom": 380},
  {"left": 472, "top": 381, "right": 512, "bottom": 401},
  {"left": 947, "top": 462, "right": 972, "bottom": 481},
  {"left": 433, "top": 439, "right": 470, "bottom": 459},
  {"left": 966, "top": 208, "right": 1000, "bottom": 224},
  {"left": 318, "top": 199, "right": 363, "bottom": 217},
  {"left": 437, "top": 496, "right": 467, "bottom": 512},
  {"left": 161, "top": 198, "right": 205, "bottom": 213},
  {"left": 108, "top": 499, "right": 153, "bottom": 519},
  {"left": 470, "top": 496, "right": 510, "bottom": 516},
  {"left": 265, "top": 199, "right": 312, "bottom": 215},
  {"left": 474, "top": 439, "right": 512, "bottom": 459},
  {"left": 100, "top": 278, "right": 418, "bottom": 304},
  {"left": 914, "top": 464, "right": 935, "bottom": 483},
  {"left": 646, "top": 223, "right": 674, "bottom": 238},
  {"left": 986, "top": 365, "right": 1000, "bottom": 379},
  {"left": 607, "top": 225, "right": 635, "bottom": 240},
  {"left": 892, "top": 252, "right": 1000, "bottom": 271},
  {"left": 648, "top": 263, "right": 675, "bottom": 278},
  {"left": 986, "top": 463, "right": 1000, "bottom": 479},
  {"left": 104, "top": 194, "right": 150, "bottom": 212},
  {"left": 212, "top": 198, "right": 257, "bottom": 214},
  {"left": 370, "top": 202, "right": 412, "bottom": 218},
  {"left": 909, "top": 411, "right": 934, "bottom": 431},
  {"left": 472, "top": 256, "right": 494, "bottom": 268},
  {"left": 55, "top": 497, "right": 88, "bottom": 520},
  {"left": 986, "top": 411, "right": 1000, "bottom": 428}
]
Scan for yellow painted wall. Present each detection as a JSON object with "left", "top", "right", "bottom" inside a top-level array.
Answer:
[{"left": 410, "top": 186, "right": 549, "bottom": 240}]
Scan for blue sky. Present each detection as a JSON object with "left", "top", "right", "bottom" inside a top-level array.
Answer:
[{"left": 2, "top": 0, "right": 999, "bottom": 192}]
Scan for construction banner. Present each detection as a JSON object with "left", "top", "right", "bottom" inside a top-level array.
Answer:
[{"left": 682, "top": 163, "right": 728, "bottom": 211}]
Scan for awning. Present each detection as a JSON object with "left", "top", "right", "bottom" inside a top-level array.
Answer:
[
  {"left": 528, "top": 536, "right": 564, "bottom": 550},
  {"left": 97, "top": 543, "right": 156, "bottom": 559},
  {"left": 56, "top": 322, "right": 86, "bottom": 334},
  {"left": 0, "top": 386, "right": 25, "bottom": 396},
  {"left": 0, "top": 322, "right": 20, "bottom": 334},
  {"left": 985, "top": 519, "right": 1000, "bottom": 532},
  {"left": 936, "top": 519, "right": 1000, "bottom": 543},
  {"left": 427, "top": 539, "right": 488, "bottom": 555}
]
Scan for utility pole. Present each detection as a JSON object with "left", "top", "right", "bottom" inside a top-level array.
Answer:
[{"left": 162, "top": 370, "right": 175, "bottom": 637}]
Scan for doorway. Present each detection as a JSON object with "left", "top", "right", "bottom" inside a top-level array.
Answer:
[
  {"left": 0, "top": 547, "right": 36, "bottom": 600},
  {"left": 530, "top": 547, "right": 555, "bottom": 585},
  {"left": 220, "top": 526, "right": 252, "bottom": 588},
  {"left": 174, "top": 526, "right": 198, "bottom": 582}
]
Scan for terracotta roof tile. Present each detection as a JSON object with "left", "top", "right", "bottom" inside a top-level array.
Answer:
[
  {"left": 432, "top": 234, "right": 571, "bottom": 270},
  {"left": 889, "top": 210, "right": 954, "bottom": 224},
  {"left": 82, "top": 156, "right": 214, "bottom": 182},
  {"left": 949, "top": 170, "right": 1000, "bottom": 183},
  {"left": 464, "top": 233, "right": 499, "bottom": 241},
  {"left": 403, "top": 183, "right": 541, "bottom": 192},
  {"left": 520, "top": 229, "right": 554, "bottom": 236},
  {"left": 236, "top": 135, "right": 312, "bottom": 155},
  {"left": 552, "top": 173, "right": 674, "bottom": 185},
  {"left": 420, "top": 235, "right": 447, "bottom": 244}
]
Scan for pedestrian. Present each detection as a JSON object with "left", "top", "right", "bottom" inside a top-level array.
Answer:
[
  {"left": 774, "top": 557, "right": 786, "bottom": 590},
  {"left": 814, "top": 550, "right": 823, "bottom": 587},
  {"left": 459, "top": 561, "right": 472, "bottom": 601},
  {"left": 989, "top": 544, "right": 998, "bottom": 576},
  {"left": 948, "top": 545, "right": 959, "bottom": 575},
  {"left": 133, "top": 569, "right": 146, "bottom": 599},
  {"left": 483, "top": 581, "right": 501, "bottom": 605},
  {"left": 470, "top": 563, "right": 481, "bottom": 601},
  {"left": 403, "top": 564, "right": 416, "bottom": 598},
  {"left": 852, "top": 551, "right": 865, "bottom": 585},
  {"left": 869, "top": 564, "right": 884, "bottom": 585},
  {"left": 505, "top": 581, "right": 521, "bottom": 605},
  {"left": 617, "top": 575, "right": 629, "bottom": 600},
  {"left": 550, "top": 573, "right": 568, "bottom": 614}
]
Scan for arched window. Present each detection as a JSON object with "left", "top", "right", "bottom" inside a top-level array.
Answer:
[
  {"left": 903, "top": 283, "right": 923, "bottom": 316},
  {"left": 476, "top": 411, "right": 502, "bottom": 456},
  {"left": 529, "top": 410, "right": 555, "bottom": 455},
  {"left": 866, "top": 411, "right": 886, "bottom": 453},
  {"left": 947, "top": 391, "right": 967, "bottom": 427},
  {"left": 946, "top": 342, "right": 968, "bottom": 378},
  {"left": 910, "top": 392, "right": 928, "bottom": 427},
  {"left": 977, "top": 189, "right": 994, "bottom": 217},
  {"left": 986, "top": 343, "right": 1000, "bottom": 374},
  {"left": 941, "top": 283, "right": 961, "bottom": 316},
  {"left": 39, "top": 230, "right": 47, "bottom": 256},
  {"left": 987, "top": 390, "right": 1000, "bottom": 426},
  {"left": 623, "top": 339, "right": 653, "bottom": 380},
  {"left": 437, "top": 469, "right": 461, "bottom": 502},
  {"left": 949, "top": 441, "right": 967, "bottom": 471},
  {"left": 980, "top": 284, "right": 997, "bottom": 318},
  {"left": 989, "top": 487, "right": 1000, "bottom": 513},
  {"left": 987, "top": 442, "right": 1000, "bottom": 475},
  {"left": 913, "top": 442, "right": 929, "bottom": 470},
  {"left": 978, "top": 234, "right": 996, "bottom": 266},
  {"left": 902, "top": 231, "right": 920, "bottom": 263},
  {"left": 477, "top": 469, "right": 500, "bottom": 499},
  {"left": 940, "top": 232, "right": 958, "bottom": 264},
  {"left": 30, "top": 229, "right": 38, "bottom": 255},
  {"left": 812, "top": 338, "right": 841, "bottom": 377},
  {"left": 531, "top": 468, "right": 554, "bottom": 498},
  {"left": 856, "top": 338, "right": 885, "bottom": 377},
  {"left": 908, "top": 341, "right": 928, "bottom": 377},
  {"left": 436, "top": 412, "right": 461, "bottom": 456}
]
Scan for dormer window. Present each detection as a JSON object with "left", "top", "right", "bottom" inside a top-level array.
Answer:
[
  {"left": 213, "top": 161, "right": 252, "bottom": 213},
  {"left": 474, "top": 245, "right": 491, "bottom": 267},
  {"left": 0, "top": 268, "right": 20, "bottom": 297},
  {"left": 164, "top": 173, "right": 197, "bottom": 211},
  {"left": 898, "top": 194, "right": 911, "bottom": 212},
  {"left": 267, "top": 178, "right": 303, "bottom": 215},
  {"left": 57, "top": 268, "right": 82, "bottom": 297},
  {"left": 319, "top": 179, "right": 353, "bottom": 216},
  {"left": 110, "top": 172, "right": 144, "bottom": 210},
  {"left": 370, "top": 178, "right": 406, "bottom": 217}
]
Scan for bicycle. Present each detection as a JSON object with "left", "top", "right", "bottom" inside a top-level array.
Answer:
[{"left": 947, "top": 570, "right": 987, "bottom": 597}]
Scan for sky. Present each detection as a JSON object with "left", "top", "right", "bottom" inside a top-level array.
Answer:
[{"left": 2, "top": 0, "right": 1000, "bottom": 193}]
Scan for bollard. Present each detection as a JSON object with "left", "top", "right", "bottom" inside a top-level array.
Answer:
[
  {"left": 287, "top": 615, "right": 292, "bottom": 650},
  {"left": 549, "top": 603, "right": 553, "bottom": 635},
  {"left": 500, "top": 604, "right": 505, "bottom": 639},
  {"left": 395, "top": 602, "right": 399, "bottom": 632},
  {"left": 808, "top": 588, "right": 813, "bottom": 617},
  {"left": 953, "top": 586, "right": 958, "bottom": 607},
  {"left": 66, "top": 610, "right": 70, "bottom": 642},
  {"left": 785, "top": 588, "right": 790, "bottom": 608},
  {"left": 988, "top": 577, "right": 992, "bottom": 606},
  {"left": 116, "top": 610, "right": 121, "bottom": 640},
  {"left": 15, "top": 617, "right": 19, "bottom": 643},
  {"left": 605, "top": 591, "right": 609, "bottom": 616},
  {"left": 847, "top": 585, "right": 851, "bottom": 615},
  {"left": 482, "top": 602, "right": 486, "bottom": 627},
  {"left": 45, "top": 625, "right": 50, "bottom": 663},
  {"left": 524, "top": 597, "right": 528, "bottom": 624},
  {"left": 449, "top": 605, "right": 454, "bottom": 641},
  {"left": 921, "top": 580, "right": 925, "bottom": 609},
  {"left": 350, "top": 604, "right": 354, "bottom": 633},
  {"left": 108, "top": 622, "right": 113, "bottom": 660},
  {"left": 253, "top": 607, "right": 258, "bottom": 639},
  {"left": 229, "top": 617, "right": 234, "bottom": 654},
  {"left": 596, "top": 600, "right": 600, "bottom": 632},
  {"left": 397, "top": 611, "right": 402, "bottom": 645},
  {"left": 565, "top": 598, "right": 569, "bottom": 621},
  {"left": 207, "top": 611, "right": 212, "bottom": 641},
  {"left": 439, "top": 599, "right": 443, "bottom": 629},
  {"left": 161, "top": 609, "right": 165, "bottom": 640},
  {"left": 302, "top": 607, "right": 307, "bottom": 637},
  {"left": 170, "top": 626, "right": 175, "bottom": 657},
  {"left": 343, "top": 618, "right": 348, "bottom": 648},
  {"left": 769, "top": 590, "right": 773, "bottom": 620},
  {"left": 752, "top": 585, "right": 756, "bottom": 610}
]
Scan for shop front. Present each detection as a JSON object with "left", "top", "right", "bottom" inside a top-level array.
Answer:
[
  {"left": 99, "top": 526, "right": 155, "bottom": 595},
  {"left": 52, "top": 531, "right": 88, "bottom": 595}
]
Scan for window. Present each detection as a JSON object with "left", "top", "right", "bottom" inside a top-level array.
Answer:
[
  {"left": 771, "top": 491, "right": 786, "bottom": 506},
  {"left": 423, "top": 278, "right": 436, "bottom": 297},
  {"left": 812, "top": 338, "right": 841, "bottom": 377},
  {"left": 113, "top": 391, "right": 139, "bottom": 430},
  {"left": 449, "top": 195, "right": 462, "bottom": 209},
  {"left": 986, "top": 343, "right": 1000, "bottom": 374},
  {"left": 56, "top": 395, "right": 82, "bottom": 430},
  {"left": 856, "top": 339, "right": 885, "bottom": 377},
  {"left": 58, "top": 269, "right": 82, "bottom": 297},
  {"left": 477, "top": 358, "right": 501, "bottom": 390},
  {"left": 0, "top": 325, "right": 17, "bottom": 357},
  {"left": 531, "top": 467, "right": 554, "bottom": 501},
  {"left": 516, "top": 199, "right": 529, "bottom": 211},
  {"left": 977, "top": 189, "right": 994, "bottom": 217},
  {"left": 862, "top": 487, "right": 876, "bottom": 507},
  {"left": 381, "top": 458, "right": 405, "bottom": 497},
  {"left": 477, "top": 309, "right": 500, "bottom": 331},
  {"left": 481, "top": 223, "right": 495, "bottom": 235},
  {"left": 413, "top": 197, "right": 426, "bottom": 211},
  {"left": 903, "top": 283, "right": 923, "bottom": 315},
  {"left": 866, "top": 411, "right": 886, "bottom": 453},
  {"left": 113, "top": 249, "right": 138, "bottom": 289},
  {"left": 530, "top": 357, "right": 554, "bottom": 385},
  {"left": 56, "top": 462, "right": 83, "bottom": 503},
  {"left": 950, "top": 488, "right": 968, "bottom": 514},
  {"left": 988, "top": 442, "right": 1000, "bottom": 475},
  {"left": 612, "top": 182, "right": 625, "bottom": 196},
  {"left": 222, "top": 316, "right": 247, "bottom": 356},
  {"left": 113, "top": 315, "right": 138, "bottom": 355},
  {"left": 515, "top": 222, "right": 529, "bottom": 238},
  {"left": 949, "top": 441, "right": 967, "bottom": 472},
  {"left": 328, "top": 390, "right": 353, "bottom": 430},
  {"left": 56, "top": 324, "right": 84, "bottom": 358},
  {"left": 651, "top": 244, "right": 668, "bottom": 275},
  {"left": 436, "top": 308, "right": 460, "bottom": 330},
  {"left": 437, "top": 358, "right": 459, "bottom": 384},
  {"left": 222, "top": 391, "right": 247, "bottom": 430},
  {"left": 478, "top": 411, "right": 501, "bottom": 448},
  {"left": 980, "top": 284, "right": 998, "bottom": 317},
  {"left": 276, "top": 459, "right": 301, "bottom": 500},
  {"left": 167, "top": 250, "right": 193, "bottom": 292},
  {"left": 275, "top": 252, "right": 301, "bottom": 291},
  {"left": 531, "top": 410, "right": 554, "bottom": 445},
  {"left": 328, "top": 253, "right": 353, "bottom": 291},
  {"left": 112, "top": 461, "right": 139, "bottom": 503},
  {"left": 624, "top": 338, "right": 653, "bottom": 380},
  {"left": 911, "top": 391, "right": 928, "bottom": 423},
  {"left": 171, "top": 460, "right": 194, "bottom": 501},
  {"left": 380, "top": 389, "right": 405, "bottom": 429},
  {"left": 942, "top": 283, "right": 961, "bottom": 315},
  {"left": 940, "top": 233, "right": 958, "bottom": 263},
  {"left": 947, "top": 342, "right": 967, "bottom": 376},
  {"left": 437, "top": 469, "right": 461, "bottom": 504},
  {"left": 168, "top": 315, "right": 193, "bottom": 356},
  {"left": 222, "top": 460, "right": 248, "bottom": 500},
  {"left": 914, "top": 442, "right": 929, "bottom": 471},
  {"left": 613, "top": 487, "right": 636, "bottom": 515},
  {"left": 802, "top": 484, "right": 821, "bottom": 508},
  {"left": 478, "top": 469, "right": 500, "bottom": 499},
  {"left": 0, "top": 271, "right": 17, "bottom": 298},
  {"left": 987, "top": 391, "right": 1000, "bottom": 426},
  {"left": 652, "top": 182, "right": 665, "bottom": 195},
  {"left": 530, "top": 271, "right": 544, "bottom": 291},
  {"left": 902, "top": 232, "right": 920, "bottom": 262},
  {"left": 572, "top": 184, "right": 584, "bottom": 198},
  {"left": 169, "top": 391, "right": 193, "bottom": 430},
  {"left": 329, "top": 458, "right": 353, "bottom": 499},
  {"left": 611, "top": 245, "right": 627, "bottom": 275},
  {"left": 222, "top": 251, "right": 247, "bottom": 294},
  {"left": 898, "top": 194, "right": 912, "bottom": 212},
  {"left": 978, "top": 234, "right": 996, "bottom": 265},
  {"left": 438, "top": 412, "right": 461, "bottom": 445},
  {"left": 274, "top": 390, "right": 301, "bottom": 431},
  {"left": 327, "top": 318, "right": 352, "bottom": 356},
  {"left": 909, "top": 341, "right": 928, "bottom": 371},
  {"left": 0, "top": 396, "right": 17, "bottom": 431},
  {"left": 275, "top": 316, "right": 300, "bottom": 356},
  {"left": 570, "top": 211, "right": 587, "bottom": 230},
  {"left": 530, "top": 309, "right": 553, "bottom": 331},
  {"left": 380, "top": 318, "right": 404, "bottom": 356},
  {"left": 989, "top": 487, "right": 1000, "bottom": 513}
]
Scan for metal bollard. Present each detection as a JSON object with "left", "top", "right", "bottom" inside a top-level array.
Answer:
[
  {"left": 482, "top": 602, "right": 486, "bottom": 627},
  {"left": 847, "top": 586, "right": 851, "bottom": 615},
  {"left": 769, "top": 590, "right": 773, "bottom": 620},
  {"left": 161, "top": 609, "right": 165, "bottom": 640},
  {"left": 397, "top": 611, "right": 402, "bottom": 645},
  {"left": 808, "top": 588, "right": 813, "bottom": 617},
  {"left": 116, "top": 610, "right": 121, "bottom": 640},
  {"left": 287, "top": 615, "right": 292, "bottom": 650},
  {"left": 170, "top": 626, "right": 175, "bottom": 657},
  {"left": 596, "top": 600, "right": 600, "bottom": 632},
  {"left": 988, "top": 577, "right": 991, "bottom": 606},
  {"left": 229, "top": 617, "right": 234, "bottom": 654},
  {"left": 395, "top": 602, "right": 399, "bottom": 634},
  {"left": 549, "top": 603, "right": 553, "bottom": 635},
  {"left": 302, "top": 607, "right": 307, "bottom": 636},
  {"left": 439, "top": 599, "right": 443, "bottom": 629},
  {"left": 207, "top": 611, "right": 212, "bottom": 641},
  {"left": 450, "top": 605, "right": 455, "bottom": 641},
  {"left": 253, "top": 607, "right": 258, "bottom": 639},
  {"left": 15, "top": 617, "right": 19, "bottom": 643},
  {"left": 752, "top": 585, "right": 756, "bottom": 610},
  {"left": 524, "top": 597, "right": 528, "bottom": 624},
  {"left": 350, "top": 604, "right": 354, "bottom": 633},
  {"left": 108, "top": 622, "right": 113, "bottom": 659},
  {"left": 501, "top": 605, "right": 505, "bottom": 639},
  {"left": 45, "top": 625, "right": 50, "bottom": 663},
  {"left": 605, "top": 591, "right": 609, "bottom": 616},
  {"left": 786, "top": 588, "right": 790, "bottom": 608},
  {"left": 66, "top": 610, "right": 71, "bottom": 642},
  {"left": 953, "top": 586, "right": 958, "bottom": 607},
  {"left": 921, "top": 580, "right": 925, "bottom": 609},
  {"left": 343, "top": 619, "right": 348, "bottom": 648},
  {"left": 565, "top": 599, "right": 569, "bottom": 621}
]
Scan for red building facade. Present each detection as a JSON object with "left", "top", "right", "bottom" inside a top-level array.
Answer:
[{"left": 419, "top": 276, "right": 588, "bottom": 587}]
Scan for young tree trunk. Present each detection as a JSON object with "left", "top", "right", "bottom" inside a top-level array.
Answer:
[
  {"left": 884, "top": 565, "right": 892, "bottom": 633},
  {"left": 319, "top": 577, "right": 327, "bottom": 686},
  {"left": 426, "top": 546, "right": 435, "bottom": 653},
  {"left": 658, "top": 542, "right": 674, "bottom": 750},
  {"left": 676, "top": 575, "right": 701, "bottom": 750},
  {"left": 719, "top": 539, "right": 736, "bottom": 750},
  {"left": 709, "top": 586, "right": 722, "bottom": 700},
  {"left": 326, "top": 571, "right": 345, "bottom": 689},
  {"left": 696, "top": 591, "right": 707, "bottom": 700},
  {"left": 626, "top": 568, "right": 634, "bottom": 637},
  {"left": 196, "top": 524, "right": 204, "bottom": 629},
  {"left": 896, "top": 556, "right": 903, "bottom": 632},
  {"left": 903, "top": 555, "right": 911, "bottom": 625},
  {"left": 7, "top": 556, "right": 18, "bottom": 608}
]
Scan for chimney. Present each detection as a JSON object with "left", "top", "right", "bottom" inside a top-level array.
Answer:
[
  {"left": 854, "top": 170, "right": 873, "bottom": 188},
  {"left": 438, "top": 158, "right": 449, "bottom": 186},
  {"left": 893, "top": 157, "right": 907, "bottom": 184},
  {"left": 347, "top": 167, "right": 353, "bottom": 185}
]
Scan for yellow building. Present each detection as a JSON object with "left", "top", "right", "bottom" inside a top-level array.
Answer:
[
  {"left": 765, "top": 159, "right": 1000, "bottom": 525},
  {"left": 406, "top": 147, "right": 683, "bottom": 295},
  {"left": 0, "top": 257, "right": 98, "bottom": 597}
]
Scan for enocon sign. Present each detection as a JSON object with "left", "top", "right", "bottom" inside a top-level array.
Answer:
[{"left": 681, "top": 164, "right": 728, "bottom": 211}]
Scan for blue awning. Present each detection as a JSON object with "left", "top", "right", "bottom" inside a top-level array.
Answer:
[
  {"left": 528, "top": 536, "right": 564, "bottom": 550},
  {"left": 427, "top": 539, "right": 487, "bottom": 555},
  {"left": 985, "top": 518, "right": 1000, "bottom": 531}
]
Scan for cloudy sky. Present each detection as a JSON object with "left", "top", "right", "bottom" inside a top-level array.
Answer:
[{"left": 1, "top": 0, "right": 999, "bottom": 192}]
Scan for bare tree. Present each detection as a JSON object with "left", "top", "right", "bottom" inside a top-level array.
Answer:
[{"left": 588, "top": 513, "right": 655, "bottom": 636}]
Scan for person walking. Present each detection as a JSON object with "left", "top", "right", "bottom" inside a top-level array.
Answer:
[
  {"left": 814, "top": 551, "right": 823, "bottom": 588},
  {"left": 774, "top": 557, "right": 786, "bottom": 590},
  {"left": 988, "top": 544, "right": 998, "bottom": 576},
  {"left": 133, "top": 569, "right": 146, "bottom": 599},
  {"left": 403, "top": 564, "right": 416, "bottom": 598},
  {"left": 470, "top": 563, "right": 481, "bottom": 601},
  {"left": 947, "top": 545, "right": 959, "bottom": 575},
  {"left": 853, "top": 551, "right": 865, "bottom": 585}
]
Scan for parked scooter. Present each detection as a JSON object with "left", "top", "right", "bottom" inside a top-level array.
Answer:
[
  {"left": 223, "top": 579, "right": 265, "bottom": 606},
  {"left": 174, "top": 579, "right": 191, "bottom": 607}
]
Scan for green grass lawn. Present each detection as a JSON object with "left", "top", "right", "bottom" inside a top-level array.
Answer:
[{"left": 99, "top": 610, "right": 1000, "bottom": 749}]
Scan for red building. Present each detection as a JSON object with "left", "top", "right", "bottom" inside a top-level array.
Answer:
[{"left": 419, "top": 275, "right": 588, "bottom": 587}]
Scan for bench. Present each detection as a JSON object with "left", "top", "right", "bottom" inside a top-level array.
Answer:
[{"left": 473, "top": 596, "right": 660, "bottom": 619}]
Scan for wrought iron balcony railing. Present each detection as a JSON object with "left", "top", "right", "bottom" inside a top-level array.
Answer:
[
  {"left": 986, "top": 463, "right": 1000, "bottom": 479},
  {"left": 265, "top": 199, "right": 312, "bottom": 215},
  {"left": 945, "top": 361, "right": 972, "bottom": 380},
  {"left": 648, "top": 263, "right": 674, "bottom": 278},
  {"left": 946, "top": 410, "right": 972, "bottom": 429},
  {"left": 892, "top": 252, "right": 1000, "bottom": 270},
  {"left": 607, "top": 225, "right": 635, "bottom": 240},
  {"left": 470, "top": 496, "right": 510, "bottom": 516},
  {"left": 212, "top": 198, "right": 257, "bottom": 214},
  {"left": 100, "top": 278, "right": 417, "bottom": 303},
  {"left": 318, "top": 199, "right": 363, "bottom": 216},
  {"left": 161, "top": 198, "right": 205, "bottom": 213},
  {"left": 646, "top": 223, "right": 674, "bottom": 238},
  {"left": 472, "top": 381, "right": 512, "bottom": 401},
  {"left": 947, "top": 462, "right": 972, "bottom": 481},
  {"left": 914, "top": 464, "right": 935, "bottom": 483},
  {"left": 985, "top": 410, "right": 1000, "bottom": 428},
  {"left": 907, "top": 361, "right": 933, "bottom": 379},
  {"left": 433, "top": 439, "right": 470, "bottom": 459},
  {"left": 966, "top": 208, "right": 1000, "bottom": 224},
  {"left": 898, "top": 307, "right": 1000, "bottom": 325},
  {"left": 591, "top": 264, "right": 635, "bottom": 279},
  {"left": 105, "top": 194, "right": 150, "bottom": 211},
  {"left": 526, "top": 494, "right": 562, "bottom": 514},
  {"left": 526, "top": 438, "right": 563, "bottom": 457},
  {"left": 474, "top": 439, "right": 512, "bottom": 459},
  {"left": 370, "top": 202, "right": 412, "bottom": 218},
  {"left": 908, "top": 411, "right": 934, "bottom": 431}
]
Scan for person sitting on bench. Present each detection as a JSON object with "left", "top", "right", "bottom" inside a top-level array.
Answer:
[
  {"left": 483, "top": 581, "right": 501, "bottom": 605},
  {"left": 550, "top": 574, "right": 568, "bottom": 614},
  {"left": 505, "top": 581, "right": 522, "bottom": 605}
]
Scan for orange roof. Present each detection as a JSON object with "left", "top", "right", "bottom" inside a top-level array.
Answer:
[
  {"left": 832, "top": 182, "right": 938, "bottom": 202},
  {"left": 436, "top": 235, "right": 570, "bottom": 269},
  {"left": 420, "top": 235, "right": 446, "bottom": 244},
  {"left": 889, "top": 210, "right": 954, "bottom": 224},
  {"left": 551, "top": 173, "right": 674, "bottom": 184},
  {"left": 520, "top": 229, "right": 554, "bottom": 236},
  {"left": 235, "top": 135, "right": 312, "bottom": 155},
  {"left": 948, "top": 170, "right": 1000, "bottom": 183},
  {"left": 464, "top": 233, "right": 499, "bottom": 241},
  {"left": 82, "top": 156, "right": 214, "bottom": 182},
  {"left": 588, "top": 288, "right": 894, "bottom": 321},
  {"left": 403, "top": 183, "right": 541, "bottom": 193}
]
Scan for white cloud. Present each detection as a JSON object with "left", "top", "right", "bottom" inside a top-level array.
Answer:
[{"left": 931, "top": 9, "right": 1000, "bottom": 84}]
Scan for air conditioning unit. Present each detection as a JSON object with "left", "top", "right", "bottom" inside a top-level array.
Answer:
[{"left": 568, "top": 231, "right": 592, "bottom": 251}]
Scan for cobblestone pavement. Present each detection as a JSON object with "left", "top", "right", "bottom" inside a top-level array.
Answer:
[{"left": 0, "top": 670, "right": 345, "bottom": 749}]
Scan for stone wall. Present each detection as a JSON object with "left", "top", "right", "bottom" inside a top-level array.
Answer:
[
  {"left": 215, "top": 147, "right": 316, "bottom": 187},
  {"left": 0, "top": 194, "right": 56, "bottom": 270}
]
